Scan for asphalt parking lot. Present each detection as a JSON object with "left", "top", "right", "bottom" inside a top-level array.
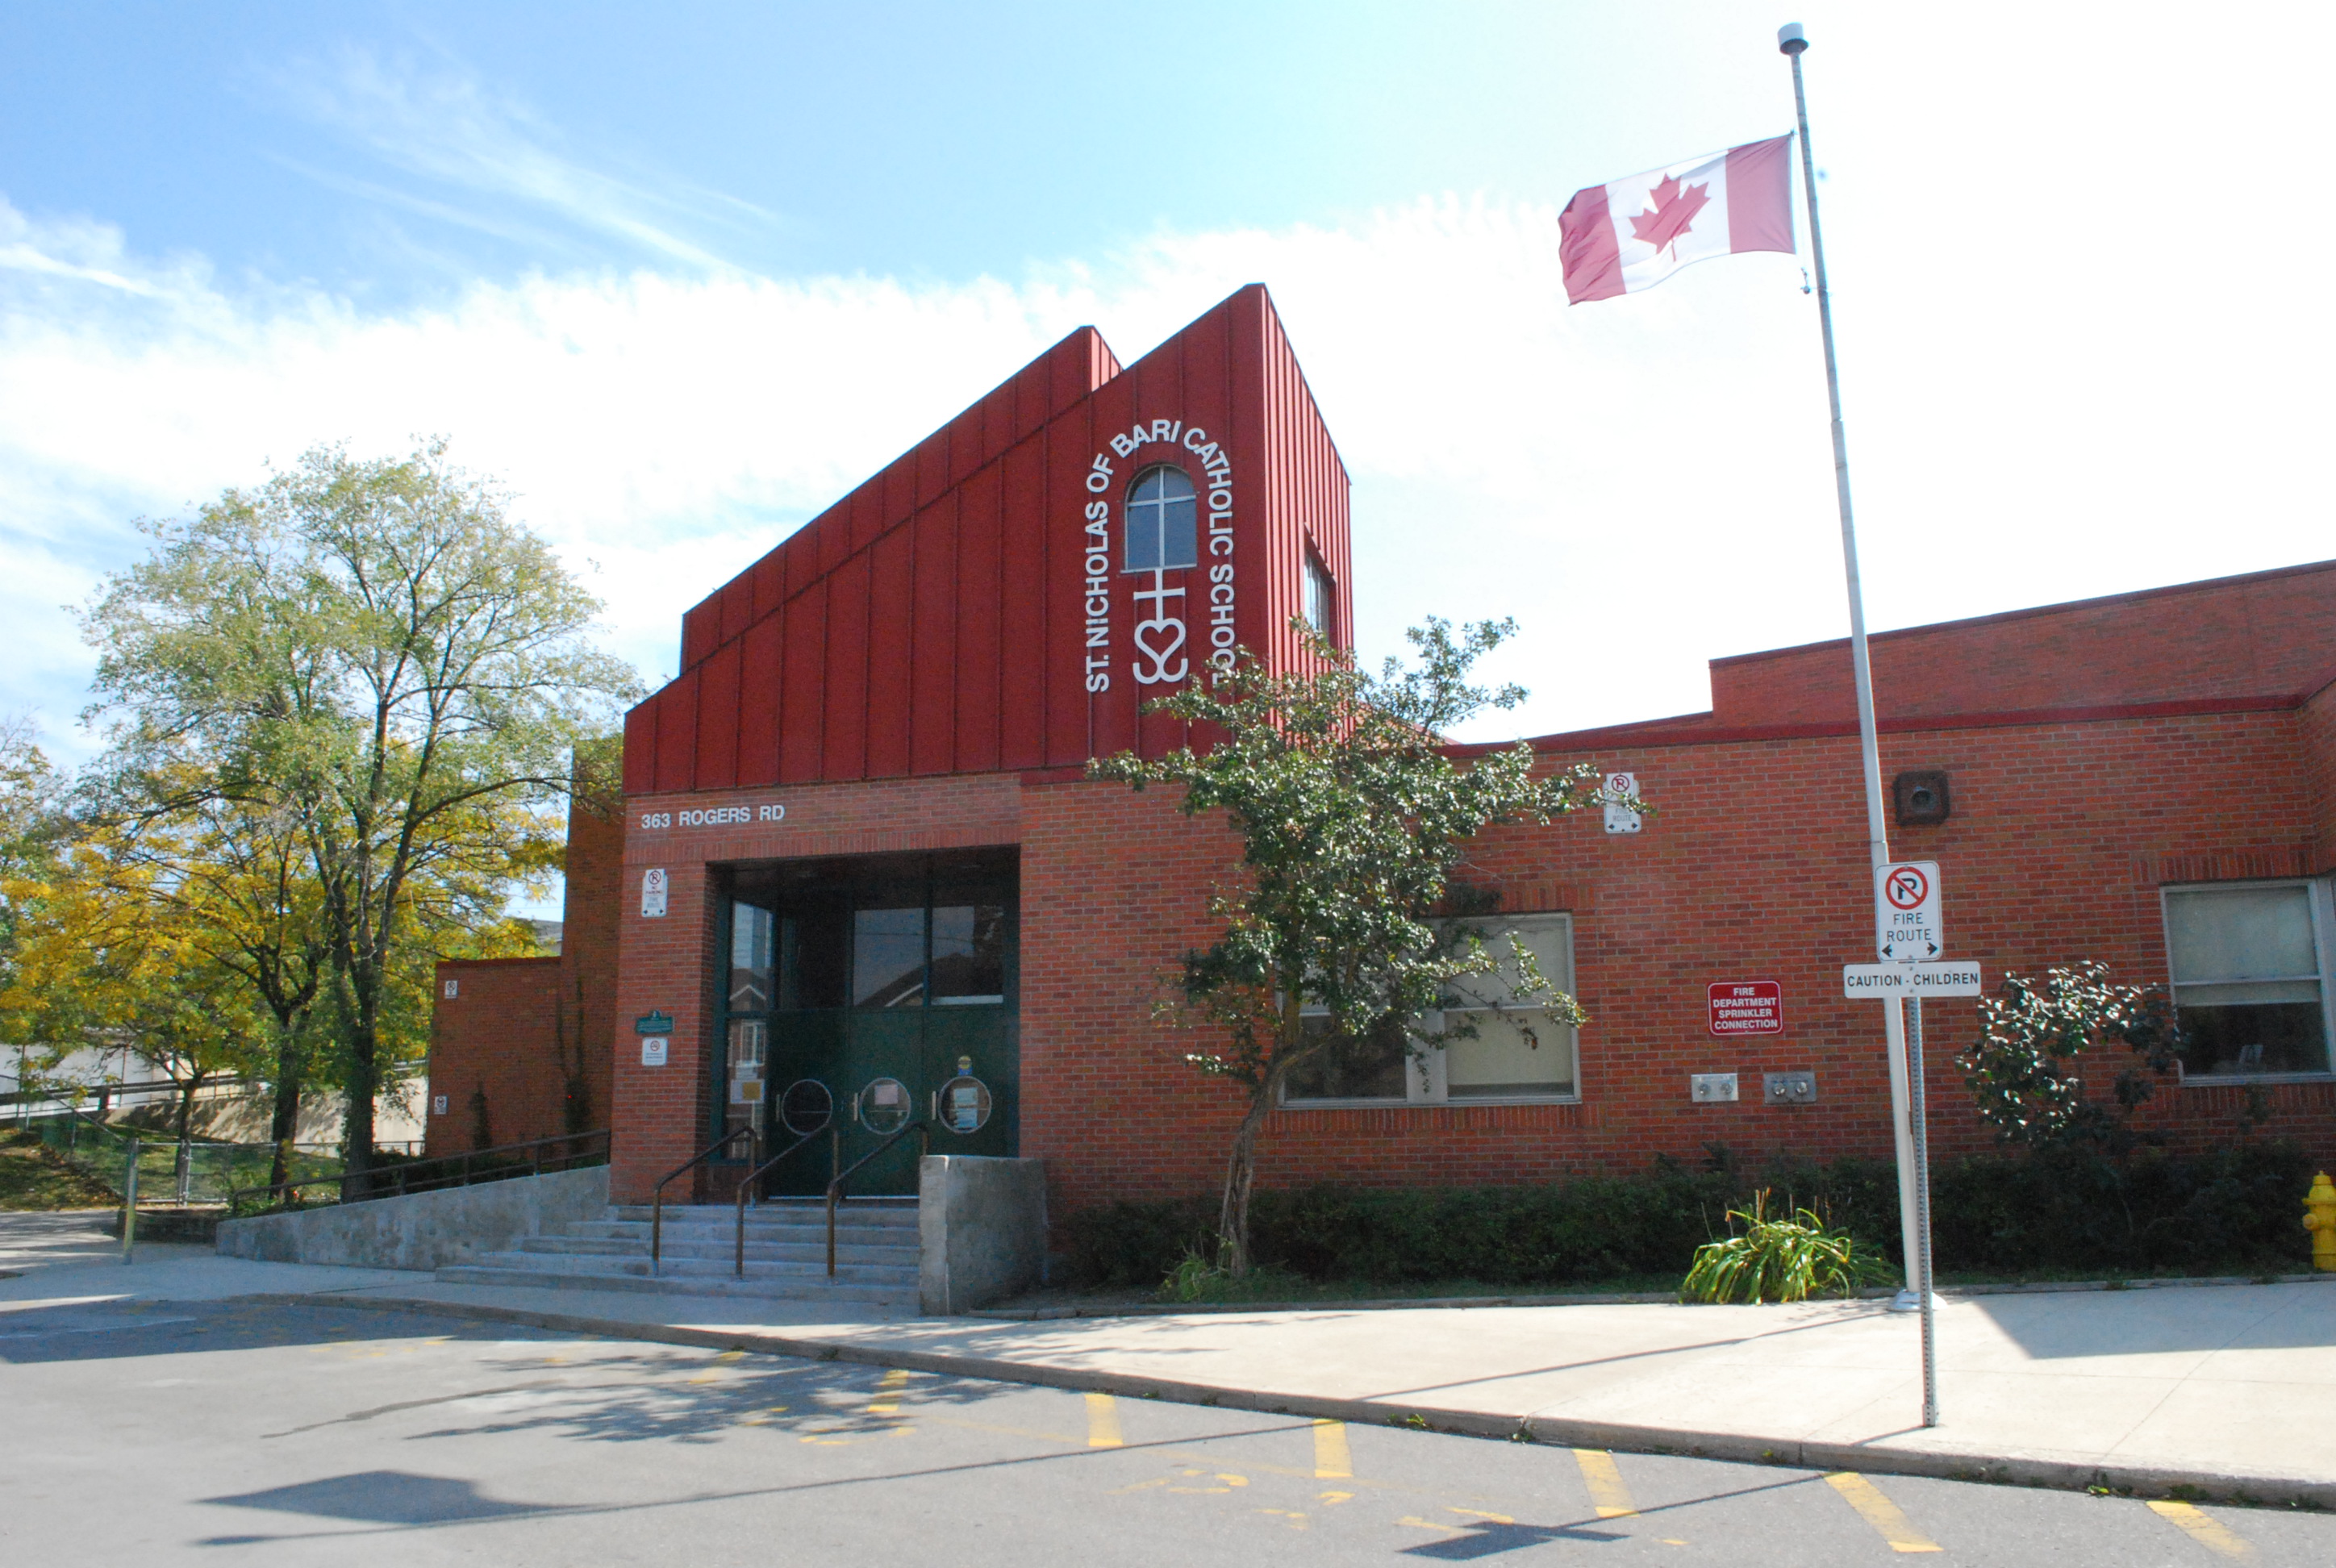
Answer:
[{"left": 3, "top": 1296, "right": 2330, "bottom": 1565}]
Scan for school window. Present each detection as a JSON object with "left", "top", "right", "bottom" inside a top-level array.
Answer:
[
  {"left": 1304, "top": 553, "right": 1335, "bottom": 640},
  {"left": 2162, "top": 881, "right": 2335, "bottom": 1078},
  {"left": 1281, "top": 913, "right": 1579, "bottom": 1106},
  {"left": 1124, "top": 465, "right": 1198, "bottom": 572}
]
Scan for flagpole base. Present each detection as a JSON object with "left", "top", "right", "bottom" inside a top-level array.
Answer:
[{"left": 1888, "top": 1288, "right": 1943, "bottom": 1313}]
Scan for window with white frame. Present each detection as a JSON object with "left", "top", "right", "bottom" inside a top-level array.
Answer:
[
  {"left": 2162, "top": 881, "right": 2334, "bottom": 1078},
  {"left": 1124, "top": 465, "right": 1198, "bottom": 573},
  {"left": 1280, "top": 913, "right": 1579, "bottom": 1106},
  {"left": 1304, "top": 553, "right": 1335, "bottom": 641}
]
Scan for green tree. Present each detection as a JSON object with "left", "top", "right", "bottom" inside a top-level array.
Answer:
[
  {"left": 2, "top": 821, "right": 273, "bottom": 1163},
  {"left": 0, "top": 718, "right": 69, "bottom": 1116},
  {"left": 82, "top": 440, "right": 637, "bottom": 1178},
  {"left": 1959, "top": 960, "right": 2184, "bottom": 1152},
  {"left": 1091, "top": 619, "right": 1615, "bottom": 1274}
]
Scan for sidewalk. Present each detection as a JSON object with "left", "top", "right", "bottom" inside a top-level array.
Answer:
[{"left": 5, "top": 1211, "right": 2331, "bottom": 1505}]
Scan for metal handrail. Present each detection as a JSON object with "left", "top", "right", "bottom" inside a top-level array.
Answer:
[
  {"left": 732, "top": 1124, "right": 840, "bottom": 1276},
  {"left": 651, "top": 1126, "right": 757, "bottom": 1275},
  {"left": 825, "top": 1120, "right": 928, "bottom": 1277},
  {"left": 227, "top": 1128, "right": 611, "bottom": 1212}
]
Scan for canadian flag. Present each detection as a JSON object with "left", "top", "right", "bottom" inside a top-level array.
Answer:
[{"left": 1559, "top": 135, "right": 1796, "bottom": 304}]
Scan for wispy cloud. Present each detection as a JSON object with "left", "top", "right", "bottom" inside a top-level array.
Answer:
[
  {"left": 263, "top": 45, "right": 780, "bottom": 270},
  {"left": 2, "top": 152, "right": 2329, "bottom": 765}
]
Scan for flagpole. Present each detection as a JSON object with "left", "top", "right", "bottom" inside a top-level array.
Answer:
[{"left": 1778, "top": 23, "right": 1929, "bottom": 1329}]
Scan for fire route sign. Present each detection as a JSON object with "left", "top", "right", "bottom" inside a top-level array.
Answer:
[{"left": 1875, "top": 860, "right": 1943, "bottom": 962}]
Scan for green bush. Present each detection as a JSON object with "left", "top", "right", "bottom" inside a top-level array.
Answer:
[
  {"left": 1681, "top": 1192, "right": 1897, "bottom": 1303},
  {"left": 1931, "top": 1141, "right": 2312, "bottom": 1275},
  {"left": 1060, "top": 1142, "right": 2315, "bottom": 1291}
]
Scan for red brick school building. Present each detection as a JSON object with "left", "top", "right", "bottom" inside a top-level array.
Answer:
[{"left": 428, "top": 284, "right": 2336, "bottom": 1224}]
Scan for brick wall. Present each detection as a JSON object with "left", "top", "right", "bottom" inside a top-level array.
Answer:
[
  {"left": 424, "top": 957, "right": 564, "bottom": 1157},
  {"left": 2304, "top": 673, "right": 2336, "bottom": 876},
  {"left": 1711, "top": 559, "right": 2336, "bottom": 725},
  {"left": 426, "top": 774, "right": 624, "bottom": 1161},
  {"left": 561, "top": 777, "right": 625, "bottom": 1140},
  {"left": 1018, "top": 703, "right": 2336, "bottom": 1225}
]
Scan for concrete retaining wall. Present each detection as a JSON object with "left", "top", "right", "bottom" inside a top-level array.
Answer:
[
  {"left": 920, "top": 1156, "right": 1047, "bottom": 1315},
  {"left": 216, "top": 1165, "right": 608, "bottom": 1272}
]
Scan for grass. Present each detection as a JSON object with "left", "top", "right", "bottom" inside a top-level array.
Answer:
[{"left": 0, "top": 1128, "right": 122, "bottom": 1211}]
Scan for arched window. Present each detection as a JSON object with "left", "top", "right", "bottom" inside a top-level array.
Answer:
[{"left": 1124, "top": 465, "right": 1197, "bottom": 572}]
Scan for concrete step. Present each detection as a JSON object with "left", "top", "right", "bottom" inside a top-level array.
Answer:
[
  {"left": 462, "top": 1249, "right": 917, "bottom": 1287},
  {"left": 516, "top": 1235, "right": 918, "bottom": 1266},
  {"left": 570, "top": 1219, "right": 912, "bottom": 1246},
  {"left": 434, "top": 1263, "right": 917, "bottom": 1307}
]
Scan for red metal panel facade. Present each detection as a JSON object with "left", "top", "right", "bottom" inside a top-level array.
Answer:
[{"left": 621, "top": 290, "right": 1354, "bottom": 786}]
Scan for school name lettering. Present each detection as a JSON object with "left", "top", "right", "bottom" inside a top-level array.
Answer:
[{"left": 1080, "top": 416, "right": 1237, "bottom": 693}]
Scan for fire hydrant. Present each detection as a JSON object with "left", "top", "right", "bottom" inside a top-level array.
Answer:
[{"left": 2307, "top": 1173, "right": 2336, "bottom": 1272}]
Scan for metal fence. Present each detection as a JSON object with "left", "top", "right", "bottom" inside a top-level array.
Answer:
[{"left": 34, "top": 1110, "right": 350, "bottom": 1208}]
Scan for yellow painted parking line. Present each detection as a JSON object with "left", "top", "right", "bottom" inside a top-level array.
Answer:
[
  {"left": 1086, "top": 1392, "right": 1124, "bottom": 1448},
  {"left": 1825, "top": 1473, "right": 1942, "bottom": 1553},
  {"left": 1313, "top": 1418, "right": 1351, "bottom": 1479},
  {"left": 1448, "top": 1506, "right": 1514, "bottom": 1524},
  {"left": 867, "top": 1367, "right": 909, "bottom": 1416},
  {"left": 1573, "top": 1450, "right": 1637, "bottom": 1519},
  {"left": 2148, "top": 1501, "right": 2254, "bottom": 1558}
]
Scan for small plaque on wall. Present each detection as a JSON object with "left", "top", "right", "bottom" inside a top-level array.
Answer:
[
  {"left": 640, "top": 868, "right": 670, "bottom": 918},
  {"left": 640, "top": 1036, "right": 670, "bottom": 1067}
]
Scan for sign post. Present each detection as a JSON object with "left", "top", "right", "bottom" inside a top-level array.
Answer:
[
  {"left": 1843, "top": 860, "right": 1975, "bottom": 1431},
  {"left": 1907, "top": 993, "right": 1938, "bottom": 1429}
]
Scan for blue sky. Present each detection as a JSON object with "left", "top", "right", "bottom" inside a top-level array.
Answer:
[
  {"left": 2, "top": 2, "right": 1808, "bottom": 295},
  {"left": 3, "top": 0, "right": 2330, "bottom": 791}
]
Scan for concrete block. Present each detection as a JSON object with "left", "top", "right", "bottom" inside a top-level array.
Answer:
[
  {"left": 920, "top": 1155, "right": 1047, "bottom": 1316},
  {"left": 215, "top": 1165, "right": 609, "bottom": 1272}
]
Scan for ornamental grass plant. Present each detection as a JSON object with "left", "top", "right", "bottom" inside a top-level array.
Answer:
[{"left": 1678, "top": 1191, "right": 1897, "bottom": 1304}]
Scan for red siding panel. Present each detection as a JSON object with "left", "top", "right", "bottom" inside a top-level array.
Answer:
[
  {"left": 954, "top": 464, "right": 1004, "bottom": 774},
  {"left": 824, "top": 549, "right": 874, "bottom": 780},
  {"left": 849, "top": 482, "right": 886, "bottom": 557},
  {"left": 1044, "top": 414, "right": 1095, "bottom": 767},
  {"left": 695, "top": 636, "right": 742, "bottom": 790},
  {"left": 786, "top": 523, "right": 825, "bottom": 602},
  {"left": 751, "top": 550, "right": 785, "bottom": 623},
  {"left": 1085, "top": 362, "right": 1141, "bottom": 765},
  {"left": 910, "top": 494, "right": 961, "bottom": 775},
  {"left": 737, "top": 607, "right": 783, "bottom": 786},
  {"left": 622, "top": 701, "right": 658, "bottom": 794},
  {"left": 999, "top": 439, "right": 1049, "bottom": 769},
  {"left": 621, "top": 292, "right": 1347, "bottom": 790},
  {"left": 778, "top": 580, "right": 827, "bottom": 783},
  {"left": 654, "top": 669, "right": 699, "bottom": 794},
  {"left": 866, "top": 526, "right": 916, "bottom": 778},
  {"left": 719, "top": 577, "right": 753, "bottom": 646},
  {"left": 680, "top": 603, "right": 716, "bottom": 673}
]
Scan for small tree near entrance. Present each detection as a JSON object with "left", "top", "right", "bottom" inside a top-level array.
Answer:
[{"left": 1091, "top": 619, "right": 1616, "bottom": 1276}]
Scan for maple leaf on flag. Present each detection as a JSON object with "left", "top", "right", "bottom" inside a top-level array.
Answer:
[{"left": 1629, "top": 173, "right": 1711, "bottom": 255}]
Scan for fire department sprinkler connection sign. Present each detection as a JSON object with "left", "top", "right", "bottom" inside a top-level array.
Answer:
[
  {"left": 1708, "top": 981, "right": 1783, "bottom": 1037},
  {"left": 1875, "top": 860, "right": 1942, "bottom": 962}
]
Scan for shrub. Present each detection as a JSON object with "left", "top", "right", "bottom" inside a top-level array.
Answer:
[
  {"left": 1059, "top": 1143, "right": 2315, "bottom": 1291},
  {"left": 1680, "top": 1192, "right": 1897, "bottom": 1303}
]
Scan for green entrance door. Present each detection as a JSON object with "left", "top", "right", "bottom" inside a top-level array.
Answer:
[{"left": 718, "top": 849, "right": 1017, "bottom": 1198}]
